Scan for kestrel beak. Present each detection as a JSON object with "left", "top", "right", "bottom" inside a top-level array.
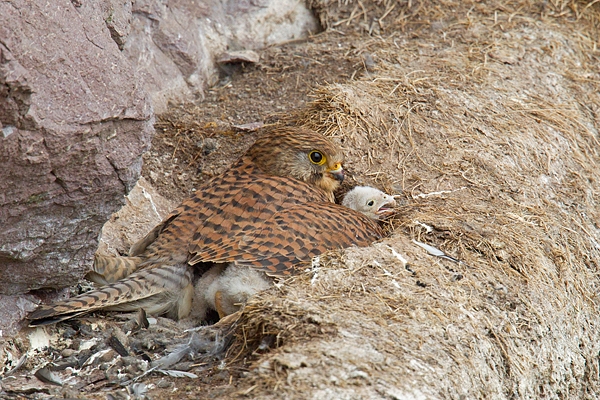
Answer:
[{"left": 327, "top": 163, "right": 345, "bottom": 182}]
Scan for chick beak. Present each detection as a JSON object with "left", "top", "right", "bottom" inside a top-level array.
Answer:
[
  {"left": 328, "top": 163, "right": 345, "bottom": 183},
  {"left": 376, "top": 197, "right": 397, "bottom": 219}
]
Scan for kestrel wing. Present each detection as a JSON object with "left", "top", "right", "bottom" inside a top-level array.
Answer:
[
  {"left": 28, "top": 264, "right": 193, "bottom": 326},
  {"left": 233, "top": 202, "right": 383, "bottom": 276},
  {"left": 133, "top": 169, "right": 259, "bottom": 261},
  {"left": 188, "top": 175, "right": 330, "bottom": 265},
  {"left": 234, "top": 255, "right": 298, "bottom": 276},
  {"left": 129, "top": 161, "right": 258, "bottom": 257}
]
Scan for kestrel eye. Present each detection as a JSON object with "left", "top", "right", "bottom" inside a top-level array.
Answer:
[
  {"left": 367, "top": 200, "right": 375, "bottom": 207},
  {"left": 309, "top": 150, "right": 326, "bottom": 165}
]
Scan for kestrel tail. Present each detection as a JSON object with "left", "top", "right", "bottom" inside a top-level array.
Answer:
[
  {"left": 29, "top": 264, "right": 195, "bottom": 325},
  {"left": 27, "top": 127, "right": 380, "bottom": 326}
]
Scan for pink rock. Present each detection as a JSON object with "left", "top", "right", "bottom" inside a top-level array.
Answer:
[{"left": 0, "top": 1, "right": 153, "bottom": 296}]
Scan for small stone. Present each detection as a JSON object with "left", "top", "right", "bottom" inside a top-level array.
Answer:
[
  {"left": 99, "top": 349, "right": 116, "bottom": 363},
  {"left": 61, "top": 326, "right": 78, "bottom": 339},
  {"left": 51, "top": 356, "right": 79, "bottom": 371},
  {"left": 61, "top": 348, "right": 76, "bottom": 357},
  {"left": 232, "top": 122, "right": 263, "bottom": 132},
  {"left": 34, "top": 367, "right": 63, "bottom": 386},
  {"left": 87, "top": 369, "right": 106, "bottom": 384},
  {"left": 157, "top": 379, "right": 172, "bottom": 388},
  {"left": 107, "top": 335, "right": 129, "bottom": 357},
  {"left": 2, "top": 125, "right": 15, "bottom": 138},
  {"left": 197, "top": 137, "right": 220, "bottom": 155},
  {"left": 217, "top": 50, "right": 260, "bottom": 64}
]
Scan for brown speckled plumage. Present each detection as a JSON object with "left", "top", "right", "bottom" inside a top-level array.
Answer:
[{"left": 28, "top": 127, "right": 382, "bottom": 325}]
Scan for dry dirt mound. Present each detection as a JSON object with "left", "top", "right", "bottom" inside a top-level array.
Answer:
[{"left": 3, "top": 1, "right": 600, "bottom": 399}]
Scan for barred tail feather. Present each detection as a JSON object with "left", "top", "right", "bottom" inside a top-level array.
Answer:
[{"left": 28, "top": 264, "right": 193, "bottom": 326}]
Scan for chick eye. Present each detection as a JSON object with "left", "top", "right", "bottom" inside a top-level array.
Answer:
[
  {"left": 367, "top": 200, "right": 375, "bottom": 207},
  {"left": 309, "top": 150, "right": 326, "bottom": 165}
]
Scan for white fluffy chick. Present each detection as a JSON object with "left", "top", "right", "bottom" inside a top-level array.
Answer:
[
  {"left": 206, "top": 264, "right": 271, "bottom": 318},
  {"left": 193, "top": 264, "right": 270, "bottom": 319},
  {"left": 192, "top": 186, "right": 396, "bottom": 321},
  {"left": 342, "top": 185, "right": 397, "bottom": 220},
  {"left": 186, "top": 264, "right": 226, "bottom": 322}
]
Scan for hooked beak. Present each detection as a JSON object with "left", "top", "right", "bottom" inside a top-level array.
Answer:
[{"left": 327, "top": 163, "right": 345, "bottom": 183}]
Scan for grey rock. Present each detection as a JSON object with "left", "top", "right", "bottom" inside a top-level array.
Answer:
[
  {"left": 97, "top": 176, "right": 177, "bottom": 257},
  {"left": 102, "top": 0, "right": 134, "bottom": 50},
  {"left": 0, "top": 294, "right": 38, "bottom": 336},
  {"left": 218, "top": 50, "right": 260, "bottom": 64},
  {"left": 124, "top": 0, "right": 215, "bottom": 113}
]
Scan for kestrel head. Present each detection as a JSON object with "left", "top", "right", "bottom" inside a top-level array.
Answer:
[
  {"left": 245, "top": 127, "right": 345, "bottom": 200},
  {"left": 342, "top": 186, "right": 397, "bottom": 220}
]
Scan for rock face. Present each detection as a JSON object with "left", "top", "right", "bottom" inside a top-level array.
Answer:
[
  {"left": 0, "top": 0, "right": 153, "bottom": 295},
  {"left": 97, "top": 177, "right": 177, "bottom": 257},
  {"left": 123, "top": 0, "right": 320, "bottom": 113}
]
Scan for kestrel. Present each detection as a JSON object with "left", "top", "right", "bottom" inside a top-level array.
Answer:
[
  {"left": 28, "top": 127, "right": 383, "bottom": 326},
  {"left": 341, "top": 186, "right": 397, "bottom": 220}
]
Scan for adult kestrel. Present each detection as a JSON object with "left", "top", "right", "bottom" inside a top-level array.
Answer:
[{"left": 28, "top": 127, "right": 383, "bottom": 326}]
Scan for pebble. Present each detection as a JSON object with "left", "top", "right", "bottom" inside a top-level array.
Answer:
[
  {"left": 61, "top": 348, "right": 76, "bottom": 357},
  {"left": 99, "top": 349, "right": 116, "bottom": 363},
  {"left": 157, "top": 378, "right": 172, "bottom": 388}
]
